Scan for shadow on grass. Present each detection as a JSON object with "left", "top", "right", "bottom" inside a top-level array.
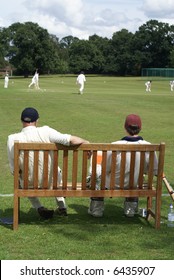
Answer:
[
  {"left": 66, "top": 202, "right": 152, "bottom": 227},
  {"left": 0, "top": 202, "right": 155, "bottom": 231}
]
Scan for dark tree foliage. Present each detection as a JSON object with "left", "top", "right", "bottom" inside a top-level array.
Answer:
[{"left": 0, "top": 19, "right": 174, "bottom": 75}]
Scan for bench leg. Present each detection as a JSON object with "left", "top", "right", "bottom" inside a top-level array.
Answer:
[
  {"left": 13, "top": 196, "right": 19, "bottom": 230},
  {"left": 155, "top": 196, "right": 161, "bottom": 229}
]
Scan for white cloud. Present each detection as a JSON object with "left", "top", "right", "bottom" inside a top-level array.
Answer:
[
  {"left": 24, "top": 0, "right": 84, "bottom": 26},
  {"left": 1, "top": 0, "right": 174, "bottom": 39},
  {"left": 22, "top": 0, "right": 133, "bottom": 38},
  {"left": 143, "top": 0, "right": 174, "bottom": 18},
  {"left": 31, "top": 14, "right": 72, "bottom": 37}
]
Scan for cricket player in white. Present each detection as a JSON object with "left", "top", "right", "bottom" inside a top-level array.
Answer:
[
  {"left": 4, "top": 74, "right": 9, "bottom": 88},
  {"left": 34, "top": 70, "right": 40, "bottom": 89},
  {"left": 145, "top": 80, "right": 152, "bottom": 92},
  {"left": 76, "top": 71, "right": 86, "bottom": 94},
  {"left": 28, "top": 70, "right": 40, "bottom": 89},
  {"left": 169, "top": 80, "right": 174, "bottom": 91},
  {"left": 28, "top": 75, "right": 36, "bottom": 88}
]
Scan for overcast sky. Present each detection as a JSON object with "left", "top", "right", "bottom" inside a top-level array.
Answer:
[{"left": 0, "top": 0, "right": 174, "bottom": 39}]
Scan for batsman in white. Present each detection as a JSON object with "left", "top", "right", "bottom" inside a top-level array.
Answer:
[{"left": 76, "top": 71, "right": 86, "bottom": 94}]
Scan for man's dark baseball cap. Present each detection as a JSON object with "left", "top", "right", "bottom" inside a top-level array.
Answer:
[
  {"left": 21, "top": 107, "right": 39, "bottom": 123},
  {"left": 124, "top": 114, "right": 142, "bottom": 129}
]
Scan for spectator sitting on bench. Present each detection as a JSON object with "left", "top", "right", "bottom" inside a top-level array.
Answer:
[
  {"left": 7, "top": 107, "right": 90, "bottom": 219},
  {"left": 88, "top": 114, "right": 158, "bottom": 218}
]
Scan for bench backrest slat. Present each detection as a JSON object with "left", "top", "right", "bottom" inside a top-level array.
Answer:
[
  {"left": 33, "top": 151, "right": 39, "bottom": 189},
  {"left": 43, "top": 151, "right": 49, "bottom": 189},
  {"left": 52, "top": 151, "right": 58, "bottom": 189},
  {"left": 129, "top": 151, "right": 136, "bottom": 188},
  {"left": 101, "top": 151, "right": 107, "bottom": 190},
  {"left": 82, "top": 151, "right": 88, "bottom": 190},
  {"left": 120, "top": 151, "right": 126, "bottom": 189},
  {"left": 72, "top": 150, "right": 78, "bottom": 189},
  {"left": 23, "top": 151, "right": 29, "bottom": 189},
  {"left": 138, "top": 152, "right": 145, "bottom": 188}
]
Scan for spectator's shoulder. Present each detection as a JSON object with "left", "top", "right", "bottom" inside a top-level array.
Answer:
[
  {"left": 139, "top": 140, "right": 151, "bottom": 144},
  {"left": 39, "top": 125, "right": 50, "bottom": 130},
  {"left": 111, "top": 140, "right": 126, "bottom": 144},
  {"left": 8, "top": 132, "right": 21, "bottom": 139}
]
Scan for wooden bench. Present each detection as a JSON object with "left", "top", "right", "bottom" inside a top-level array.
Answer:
[{"left": 13, "top": 142, "right": 165, "bottom": 230}]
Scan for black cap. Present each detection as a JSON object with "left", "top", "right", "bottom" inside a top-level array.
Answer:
[{"left": 21, "top": 107, "right": 39, "bottom": 123}]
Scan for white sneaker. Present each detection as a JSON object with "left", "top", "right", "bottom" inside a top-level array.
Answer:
[
  {"left": 124, "top": 201, "right": 138, "bottom": 217},
  {"left": 88, "top": 200, "right": 104, "bottom": 217},
  {"left": 88, "top": 208, "right": 103, "bottom": 217}
]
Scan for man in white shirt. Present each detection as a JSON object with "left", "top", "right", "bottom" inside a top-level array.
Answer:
[
  {"left": 76, "top": 71, "right": 86, "bottom": 94},
  {"left": 7, "top": 107, "right": 90, "bottom": 219}
]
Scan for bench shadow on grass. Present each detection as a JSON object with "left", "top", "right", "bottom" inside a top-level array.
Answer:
[
  {"left": 0, "top": 204, "right": 156, "bottom": 231},
  {"left": 67, "top": 203, "right": 151, "bottom": 226}
]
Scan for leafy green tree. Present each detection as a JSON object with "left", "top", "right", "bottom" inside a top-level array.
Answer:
[
  {"left": 133, "top": 20, "right": 174, "bottom": 69},
  {"left": 89, "top": 34, "right": 110, "bottom": 74},
  {"left": 105, "top": 29, "right": 134, "bottom": 75},
  {"left": 0, "top": 27, "right": 11, "bottom": 68},
  {"left": 60, "top": 35, "right": 79, "bottom": 48},
  {"left": 58, "top": 36, "right": 80, "bottom": 73},
  {"left": 1, "top": 19, "right": 174, "bottom": 76},
  {"left": 169, "top": 49, "right": 174, "bottom": 67},
  {"left": 69, "top": 38, "right": 106, "bottom": 73},
  {"left": 0, "top": 42, "right": 5, "bottom": 68},
  {"left": 2, "top": 22, "right": 62, "bottom": 75},
  {"left": 167, "top": 25, "right": 174, "bottom": 67}
]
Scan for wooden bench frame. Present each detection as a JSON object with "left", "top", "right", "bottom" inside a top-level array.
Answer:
[{"left": 13, "top": 142, "right": 165, "bottom": 230}]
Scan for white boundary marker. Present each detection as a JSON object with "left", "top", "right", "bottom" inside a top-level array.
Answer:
[{"left": 0, "top": 193, "right": 14, "bottom": 197}]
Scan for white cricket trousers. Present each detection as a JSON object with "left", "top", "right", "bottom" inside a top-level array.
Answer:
[{"left": 27, "top": 168, "right": 67, "bottom": 209}]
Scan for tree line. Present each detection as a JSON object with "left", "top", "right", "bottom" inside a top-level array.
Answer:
[{"left": 0, "top": 19, "right": 174, "bottom": 76}]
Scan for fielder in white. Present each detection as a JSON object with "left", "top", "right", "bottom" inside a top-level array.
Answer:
[
  {"left": 4, "top": 74, "right": 9, "bottom": 88},
  {"left": 76, "top": 71, "right": 86, "bottom": 94},
  {"left": 145, "top": 80, "right": 152, "bottom": 92},
  {"left": 169, "top": 80, "right": 174, "bottom": 92}
]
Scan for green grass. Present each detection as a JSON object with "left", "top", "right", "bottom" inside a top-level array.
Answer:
[{"left": 0, "top": 75, "right": 174, "bottom": 260}]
